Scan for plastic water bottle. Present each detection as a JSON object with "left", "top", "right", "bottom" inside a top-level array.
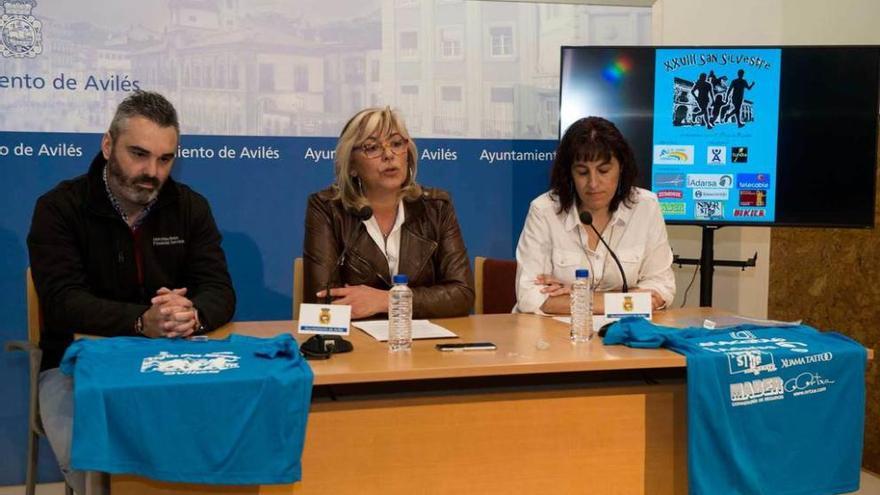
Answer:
[
  {"left": 570, "top": 268, "right": 593, "bottom": 343},
  {"left": 388, "top": 274, "right": 413, "bottom": 351}
]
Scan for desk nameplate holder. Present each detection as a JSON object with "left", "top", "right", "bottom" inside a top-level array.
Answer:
[
  {"left": 604, "top": 292, "right": 652, "bottom": 320},
  {"left": 298, "top": 303, "right": 351, "bottom": 335}
]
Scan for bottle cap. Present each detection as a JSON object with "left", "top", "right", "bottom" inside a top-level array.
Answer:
[
  {"left": 575, "top": 268, "right": 589, "bottom": 279},
  {"left": 393, "top": 274, "right": 409, "bottom": 284}
]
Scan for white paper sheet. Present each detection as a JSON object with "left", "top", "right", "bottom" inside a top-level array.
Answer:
[{"left": 353, "top": 320, "right": 458, "bottom": 341}]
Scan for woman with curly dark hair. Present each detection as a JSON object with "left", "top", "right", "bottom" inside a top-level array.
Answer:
[{"left": 514, "top": 116, "right": 674, "bottom": 314}]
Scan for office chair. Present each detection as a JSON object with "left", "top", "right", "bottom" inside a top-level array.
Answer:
[
  {"left": 4, "top": 268, "right": 74, "bottom": 495},
  {"left": 473, "top": 256, "right": 518, "bottom": 314}
]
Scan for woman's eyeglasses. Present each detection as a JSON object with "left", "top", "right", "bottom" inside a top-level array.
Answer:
[{"left": 355, "top": 135, "right": 408, "bottom": 158}]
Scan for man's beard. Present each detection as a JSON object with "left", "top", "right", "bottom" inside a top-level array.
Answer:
[{"left": 107, "top": 151, "right": 163, "bottom": 206}]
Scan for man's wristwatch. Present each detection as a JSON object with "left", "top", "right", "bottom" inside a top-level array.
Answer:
[
  {"left": 135, "top": 315, "right": 145, "bottom": 335},
  {"left": 193, "top": 308, "right": 206, "bottom": 334}
]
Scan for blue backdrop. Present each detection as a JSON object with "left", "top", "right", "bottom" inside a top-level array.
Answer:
[{"left": 0, "top": 130, "right": 555, "bottom": 484}]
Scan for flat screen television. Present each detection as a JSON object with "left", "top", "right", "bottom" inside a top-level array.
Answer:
[{"left": 559, "top": 46, "right": 879, "bottom": 228}]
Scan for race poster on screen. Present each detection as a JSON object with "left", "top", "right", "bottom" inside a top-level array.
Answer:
[{"left": 651, "top": 48, "right": 781, "bottom": 223}]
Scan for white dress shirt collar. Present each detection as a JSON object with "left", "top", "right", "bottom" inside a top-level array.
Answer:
[{"left": 563, "top": 196, "right": 636, "bottom": 233}]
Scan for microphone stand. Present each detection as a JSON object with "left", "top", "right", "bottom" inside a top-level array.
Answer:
[
  {"left": 579, "top": 211, "right": 628, "bottom": 293},
  {"left": 306, "top": 206, "right": 373, "bottom": 359},
  {"left": 324, "top": 206, "right": 373, "bottom": 304},
  {"left": 579, "top": 210, "right": 629, "bottom": 338}
]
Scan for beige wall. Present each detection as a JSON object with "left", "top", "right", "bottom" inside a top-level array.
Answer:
[
  {"left": 780, "top": 0, "right": 880, "bottom": 44},
  {"left": 651, "top": 0, "right": 880, "bottom": 317},
  {"left": 653, "top": 0, "right": 880, "bottom": 471},
  {"left": 651, "top": 0, "right": 782, "bottom": 317}
]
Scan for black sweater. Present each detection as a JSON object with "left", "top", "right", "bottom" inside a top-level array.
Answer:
[{"left": 27, "top": 152, "right": 236, "bottom": 370}]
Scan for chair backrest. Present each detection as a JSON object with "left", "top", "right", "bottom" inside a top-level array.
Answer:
[
  {"left": 293, "top": 257, "right": 304, "bottom": 320},
  {"left": 21, "top": 269, "right": 71, "bottom": 493},
  {"left": 473, "top": 256, "right": 517, "bottom": 314},
  {"left": 26, "top": 267, "right": 41, "bottom": 346}
]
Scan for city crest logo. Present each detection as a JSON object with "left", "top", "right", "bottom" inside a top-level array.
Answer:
[{"left": 0, "top": 0, "right": 42, "bottom": 59}]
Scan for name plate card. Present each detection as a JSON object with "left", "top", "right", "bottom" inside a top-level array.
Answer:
[
  {"left": 297, "top": 303, "right": 351, "bottom": 335},
  {"left": 603, "top": 292, "right": 652, "bottom": 320}
]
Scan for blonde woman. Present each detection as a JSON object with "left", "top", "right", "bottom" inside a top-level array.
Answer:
[{"left": 303, "top": 107, "right": 474, "bottom": 319}]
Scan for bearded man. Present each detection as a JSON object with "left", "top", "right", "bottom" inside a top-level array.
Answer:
[{"left": 27, "top": 90, "right": 236, "bottom": 493}]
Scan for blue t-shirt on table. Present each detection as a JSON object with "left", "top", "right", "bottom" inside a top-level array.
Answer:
[
  {"left": 61, "top": 333, "right": 313, "bottom": 485},
  {"left": 605, "top": 317, "right": 866, "bottom": 495}
]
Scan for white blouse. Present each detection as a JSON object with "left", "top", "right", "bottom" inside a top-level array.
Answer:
[
  {"left": 362, "top": 200, "right": 405, "bottom": 277},
  {"left": 514, "top": 188, "right": 675, "bottom": 313}
]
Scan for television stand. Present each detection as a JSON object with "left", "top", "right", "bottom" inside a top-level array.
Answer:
[{"left": 672, "top": 225, "right": 758, "bottom": 307}]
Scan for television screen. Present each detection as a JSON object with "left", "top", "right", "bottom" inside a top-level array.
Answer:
[{"left": 559, "top": 46, "right": 879, "bottom": 228}]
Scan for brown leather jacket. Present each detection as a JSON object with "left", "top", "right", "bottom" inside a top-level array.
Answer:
[{"left": 303, "top": 187, "right": 474, "bottom": 318}]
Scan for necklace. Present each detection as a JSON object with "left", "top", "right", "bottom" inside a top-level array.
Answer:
[
  {"left": 380, "top": 207, "right": 399, "bottom": 240},
  {"left": 577, "top": 222, "right": 616, "bottom": 291}
]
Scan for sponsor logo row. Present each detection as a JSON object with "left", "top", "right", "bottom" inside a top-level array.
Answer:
[
  {"left": 655, "top": 173, "right": 771, "bottom": 189},
  {"left": 655, "top": 145, "right": 749, "bottom": 165},
  {"left": 727, "top": 350, "right": 833, "bottom": 377},
  {"left": 729, "top": 371, "right": 835, "bottom": 406},
  {"left": 660, "top": 201, "right": 766, "bottom": 219},
  {"left": 657, "top": 188, "right": 766, "bottom": 205},
  {"left": 723, "top": 335, "right": 836, "bottom": 407},
  {"left": 654, "top": 172, "right": 770, "bottom": 219}
]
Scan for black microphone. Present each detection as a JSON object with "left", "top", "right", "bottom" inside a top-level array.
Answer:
[
  {"left": 324, "top": 206, "right": 373, "bottom": 304},
  {"left": 578, "top": 211, "right": 628, "bottom": 293}
]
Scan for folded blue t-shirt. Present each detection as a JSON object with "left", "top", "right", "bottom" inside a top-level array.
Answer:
[
  {"left": 605, "top": 317, "right": 866, "bottom": 495},
  {"left": 61, "top": 334, "right": 313, "bottom": 485}
]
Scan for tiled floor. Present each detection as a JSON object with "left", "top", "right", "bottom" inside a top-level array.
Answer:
[{"left": 1, "top": 472, "right": 879, "bottom": 495}]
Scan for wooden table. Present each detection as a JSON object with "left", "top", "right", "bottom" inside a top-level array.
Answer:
[{"left": 113, "top": 308, "right": 725, "bottom": 495}]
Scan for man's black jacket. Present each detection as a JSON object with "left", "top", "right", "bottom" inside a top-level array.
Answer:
[{"left": 27, "top": 152, "right": 236, "bottom": 370}]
